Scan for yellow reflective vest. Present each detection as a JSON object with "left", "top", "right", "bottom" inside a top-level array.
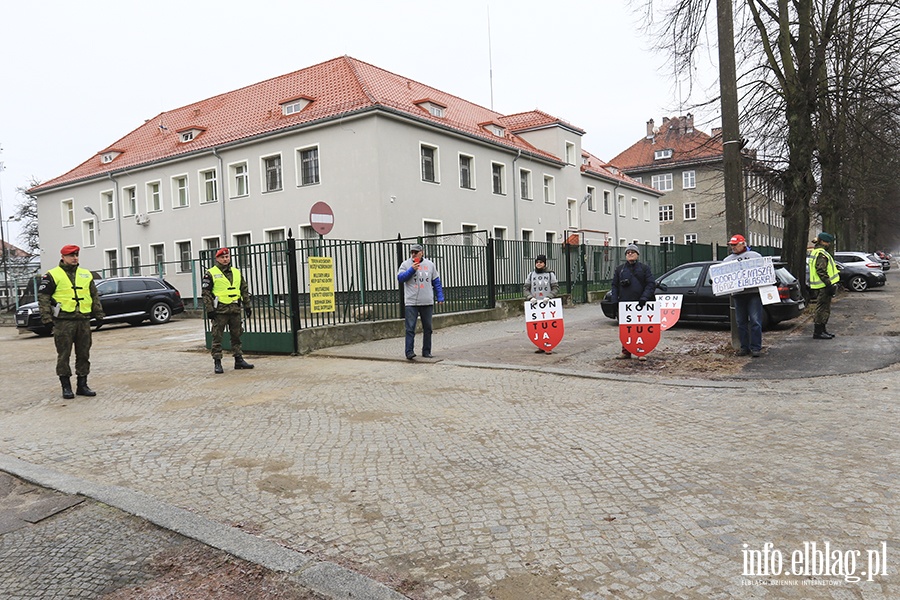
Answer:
[
  {"left": 48, "top": 266, "right": 94, "bottom": 314},
  {"left": 808, "top": 247, "right": 839, "bottom": 289},
  {"left": 208, "top": 266, "right": 242, "bottom": 305}
]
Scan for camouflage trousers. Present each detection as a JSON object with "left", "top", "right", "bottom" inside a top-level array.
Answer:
[
  {"left": 814, "top": 288, "right": 833, "bottom": 325},
  {"left": 210, "top": 312, "right": 243, "bottom": 359},
  {"left": 53, "top": 318, "right": 93, "bottom": 377}
]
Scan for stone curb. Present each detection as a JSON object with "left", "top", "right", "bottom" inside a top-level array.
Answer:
[{"left": 0, "top": 454, "right": 409, "bottom": 600}]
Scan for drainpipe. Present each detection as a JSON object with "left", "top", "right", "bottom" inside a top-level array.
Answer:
[
  {"left": 612, "top": 181, "right": 621, "bottom": 246},
  {"left": 108, "top": 173, "right": 123, "bottom": 275},
  {"left": 512, "top": 149, "right": 521, "bottom": 237},
  {"left": 212, "top": 148, "right": 227, "bottom": 243}
]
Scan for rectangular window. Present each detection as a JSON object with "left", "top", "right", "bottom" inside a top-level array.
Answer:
[
  {"left": 299, "top": 147, "right": 320, "bottom": 186},
  {"left": 683, "top": 170, "right": 696, "bottom": 189},
  {"left": 102, "top": 190, "right": 115, "bottom": 220},
  {"left": 421, "top": 145, "right": 438, "bottom": 182},
  {"left": 105, "top": 249, "right": 118, "bottom": 277},
  {"left": 459, "top": 154, "right": 474, "bottom": 189},
  {"left": 684, "top": 203, "right": 697, "bottom": 220},
  {"left": 266, "top": 229, "right": 286, "bottom": 264},
  {"left": 462, "top": 224, "right": 477, "bottom": 258},
  {"left": 491, "top": 163, "right": 505, "bottom": 195},
  {"left": 643, "top": 200, "right": 651, "bottom": 221},
  {"left": 123, "top": 187, "right": 137, "bottom": 216},
  {"left": 651, "top": 173, "right": 674, "bottom": 191},
  {"left": 263, "top": 155, "right": 282, "bottom": 192},
  {"left": 684, "top": 233, "right": 698, "bottom": 244},
  {"left": 233, "top": 233, "right": 252, "bottom": 270},
  {"left": 177, "top": 241, "right": 192, "bottom": 272},
  {"left": 62, "top": 199, "right": 75, "bottom": 227},
  {"left": 617, "top": 194, "right": 625, "bottom": 217},
  {"left": 543, "top": 175, "right": 555, "bottom": 204},
  {"left": 565, "top": 142, "right": 576, "bottom": 165},
  {"left": 660, "top": 204, "right": 674, "bottom": 222},
  {"left": 201, "top": 169, "right": 218, "bottom": 203},
  {"left": 150, "top": 243, "right": 166, "bottom": 275},
  {"left": 631, "top": 197, "right": 638, "bottom": 220},
  {"left": 147, "top": 181, "right": 162, "bottom": 212},
  {"left": 82, "top": 220, "right": 96, "bottom": 247},
  {"left": 545, "top": 232, "right": 555, "bottom": 259},
  {"left": 587, "top": 186, "right": 596, "bottom": 212},
  {"left": 521, "top": 229, "right": 533, "bottom": 258},
  {"left": 567, "top": 198, "right": 578, "bottom": 228},
  {"left": 603, "top": 191, "right": 611, "bottom": 215},
  {"left": 231, "top": 162, "right": 249, "bottom": 197},
  {"left": 660, "top": 235, "right": 675, "bottom": 245},
  {"left": 127, "top": 246, "right": 141, "bottom": 275},
  {"left": 633, "top": 176, "right": 643, "bottom": 184},
  {"left": 519, "top": 169, "right": 532, "bottom": 200},
  {"left": 654, "top": 149, "right": 673, "bottom": 160},
  {"left": 203, "top": 237, "right": 221, "bottom": 256},
  {"left": 172, "top": 175, "right": 189, "bottom": 208},
  {"left": 423, "top": 220, "right": 440, "bottom": 237},
  {"left": 493, "top": 227, "right": 506, "bottom": 259}
]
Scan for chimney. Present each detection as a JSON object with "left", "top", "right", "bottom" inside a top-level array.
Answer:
[
  {"left": 686, "top": 112, "right": 694, "bottom": 131},
  {"left": 646, "top": 118, "right": 655, "bottom": 137},
  {"left": 712, "top": 127, "right": 722, "bottom": 137},
  {"left": 662, "top": 117, "right": 670, "bottom": 124}
]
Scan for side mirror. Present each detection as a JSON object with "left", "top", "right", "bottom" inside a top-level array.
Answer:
[{"left": 656, "top": 282, "right": 669, "bottom": 292}]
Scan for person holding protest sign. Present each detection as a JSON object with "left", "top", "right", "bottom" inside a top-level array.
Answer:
[
  {"left": 610, "top": 244, "right": 655, "bottom": 360},
  {"left": 808, "top": 232, "right": 839, "bottom": 339},
  {"left": 723, "top": 234, "right": 763, "bottom": 357},
  {"left": 524, "top": 254, "right": 559, "bottom": 353}
]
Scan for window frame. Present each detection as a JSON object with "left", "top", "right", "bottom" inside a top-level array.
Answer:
[
  {"left": 149, "top": 243, "right": 166, "bottom": 275},
  {"left": 122, "top": 186, "right": 137, "bottom": 217},
  {"left": 262, "top": 154, "right": 283, "bottom": 193},
  {"left": 200, "top": 168, "right": 218, "bottom": 204},
  {"left": 61, "top": 199, "right": 75, "bottom": 228},
  {"left": 297, "top": 145, "right": 320, "bottom": 187},
  {"left": 660, "top": 204, "right": 674, "bottom": 222},
  {"left": 519, "top": 168, "right": 533, "bottom": 200},
  {"left": 230, "top": 161, "right": 249, "bottom": 198},
  {"left": 458, "top": 153, "right": 475, "bottom": 190},
  {"left": 684, "top": 233, "right": 698, "bottom": 244},
  {"left": 101, "top": 190, "right": 115, "bottom": 220},
  {"left": 127, "top": 245, "right": 141, "bottom": 276},
  {"left": 683, "top": 170, "right": 696, "bottom": 189},
  {"left": 176, "top": 240, "right": 192, "bottom": 273},
  {"left": 543, "top": 175, "right": 555, "bottom": 205},
  {"left": 586, "top": 186, "right": 596, "bottom": 212},
  {"left": 491, "top": 162, "right": 505, "bottom": 195},
  {"left": 683, "top": 202, "right": 697, "bottom": 221},
  {"left": 146, "top": 181, "right": 162, "bottom": 213},
  {"left": 420, "top": 143, "right": 439, "bottom": 183},
  {"left": 171, "top": 174, "right": 189, "bottom": 208},
  {"left": 82, "top": 219, "right": 96, "bottom": 247},
  {"left": 651, "top": 173, "right": 674, "bottom": 192}
]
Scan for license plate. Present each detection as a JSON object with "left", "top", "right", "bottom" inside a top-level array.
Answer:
[
  {"left": 16, "top": 317, "right": 27, "bottom": 326},
  {"left": 798, "top": 302, "right": 806, "bottom": 310}
]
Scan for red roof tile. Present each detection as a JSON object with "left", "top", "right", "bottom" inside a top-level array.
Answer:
[
  {"left": 609, "top": 115, "right": 723, "bottom": 172},
  {"left": 33, "top": 56, "right": 567, "bottom": 192}
]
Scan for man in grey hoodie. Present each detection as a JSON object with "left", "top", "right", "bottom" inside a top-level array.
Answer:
[
  {"left": 524, "top": 254, "right": 560, "bottom": 354},
  {"left": 397, "top": 244, "right": 444, "bottom": 360}
]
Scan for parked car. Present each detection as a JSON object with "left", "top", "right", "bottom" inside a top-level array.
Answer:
[
  {"left": 833, "top": 251, "right": 887, "bottom": 273},
  {"left": 15, "top": 276, "right": 184, "bottom": 336},
  {"left": 601, "top": 260, "right": 806, "bottom": 328},
  {"left": 837, "top": 261, "right": 886, "bottom": 292},
  {"left": 870, "top": 252, "right": 891, "bottom": 271}
]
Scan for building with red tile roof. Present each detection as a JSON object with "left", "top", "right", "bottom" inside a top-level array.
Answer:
[
  {"left": 29, "top": 56, "right": 661, "bottom": 287},
  {"left": 610, "top": 114, "right": 785, "bottom": 249}
]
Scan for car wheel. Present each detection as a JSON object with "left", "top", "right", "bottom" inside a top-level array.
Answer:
[
  {"left": 149, "top": 302, "right": 172, "bottom": 324},
  {"left": 848, "top": 275, "right": 868, "bottom": 292}
]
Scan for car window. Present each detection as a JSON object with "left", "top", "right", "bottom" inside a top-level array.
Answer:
[
  {"left": 145, "top": 279, "right": 166, "bottom": 290},
  {"left": 660, "top": 265, "right": 705, "bottom": 288},
  {"left": 96, "top": 280, "right": 118, "bottom": 295},
  {"left": 119, "top": 279, "right": 148, "bottom": 293},
  {"left": 835, "top": 254, "right": 860, "bottom": 263}
]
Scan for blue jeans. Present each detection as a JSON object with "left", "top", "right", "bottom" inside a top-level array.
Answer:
[
  {"left": 733, "top": 293, "right": 763, "bottom": 352},
  {"left": 404, "top": 305, "right": 433, "bottom": 357}
]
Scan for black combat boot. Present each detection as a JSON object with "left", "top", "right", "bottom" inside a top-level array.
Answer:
[
  {"left": 214, "top": 359, "right": 224, "bottom": 374},
  {"left": 60, "top": 376, "right": 75, "bottom": 400},
  {"left": 813, "top": 324, "right": 833, "bottom": 340},
  {"left": 234, "top": 355, "right": 254, "bottom": 370},
  {"left": 76, "top": 375, "right": 96, "bottom": 396}
]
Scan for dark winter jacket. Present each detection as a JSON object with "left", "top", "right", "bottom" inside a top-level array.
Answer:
[{"left": 610, "top": 261, "right": 655, "bottom": 304}]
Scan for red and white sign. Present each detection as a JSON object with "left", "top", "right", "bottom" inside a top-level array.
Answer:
[
  {"left": 657, "top": 294, "right": 684, "bottom": 331},
  {"left": 309, "top": 201, "right": 334, "bottom": 236},
  {"left": 618, "top": 301, "right": 661, "bottom": 357},
  {"left": 525, "top": 298, "right": 565, "bottom": 352}
]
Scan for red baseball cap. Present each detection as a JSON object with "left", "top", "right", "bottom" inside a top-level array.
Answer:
[
  {"left": 215, "top": 248, "right": 230, "bottom": 257},
  {"left": 60, "top": 244, "right": 80, "bottom": 256},
  {"left": 728, "top": 235, "right": 746, "bottom": 245}
]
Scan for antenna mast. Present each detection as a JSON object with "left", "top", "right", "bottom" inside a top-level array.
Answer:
[{"left": 488, "top": 5, "right": 494, "bottom": 110}]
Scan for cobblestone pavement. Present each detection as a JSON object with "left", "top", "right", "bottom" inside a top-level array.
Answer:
[{"left": 0, "top": 281, "right": 898, "bottom": 599}]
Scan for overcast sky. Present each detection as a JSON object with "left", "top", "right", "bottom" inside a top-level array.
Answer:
[{"left": 0, "top": 0, "right": 719, "bottom": 246}]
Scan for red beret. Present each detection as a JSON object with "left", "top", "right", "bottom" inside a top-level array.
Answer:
[
  {"left": 215, "top": 248, "right": 230, "bottom": 257},
  {"left": 60, "top": 244, "right": 80, "bottom": 256}
]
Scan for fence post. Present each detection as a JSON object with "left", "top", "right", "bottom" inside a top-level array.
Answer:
[
  {"left": 579, "top": 242, "right": 588, "bottom": 303},
  {"left": 486, "top": 236, "right": 496, "bottom": 308},
  {"left": 396, "top": 235, "right": 405, "bottom": 314},
  {"left": 564, "top": 241, "right": 572, "bottom": 297},
  {"left": 286, "top": 232, "right": 301, "bottom": 354}
]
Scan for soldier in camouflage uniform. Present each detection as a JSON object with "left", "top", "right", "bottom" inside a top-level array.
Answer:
[
  {"left": 202, "top": 248, "right": 254, "bottom": 374},
  {"left": 38, "top": 245, "right": 105, "bottom": 399}
]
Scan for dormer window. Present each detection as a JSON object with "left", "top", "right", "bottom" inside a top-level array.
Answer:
[
  {"left": 479, "top": 122, "right": 505, "bottom": 137},
  {"left": 281, "top": 96, "right": 313, "bottom": 116},
  {"left": 415, "top": 99, "right": 447, "bottom": 119},
  {"left": 654, "top": 149, "right": 673, "bottom": 160},
  {"left": 176, "top": 127, "right": 205, "bottom": 143},
  {"left": 100, "top": 150, "right": 122, "bottom": 164}
]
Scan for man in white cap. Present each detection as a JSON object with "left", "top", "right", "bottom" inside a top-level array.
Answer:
[{"left": 723, "top": 234, "right": 763, "bottom": 357}]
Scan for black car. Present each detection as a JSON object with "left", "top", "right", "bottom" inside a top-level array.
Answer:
[
  {"left": 16, "top": 276, "right": 185, "bottom": 336},
  {"left": 838, "top": 261, "right": 886, "bottom": 292},
  {"left": 601, "top": 260, "right": 806, "bottom": 328}
]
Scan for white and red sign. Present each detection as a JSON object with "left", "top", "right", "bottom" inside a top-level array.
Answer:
[
  {"left": 657, "top": 294, "right": 684, "bottom": 331},
  {"left": 309, "top": 201, "right": 335, "bottom": 236},
  {"left": 525, "top": 298, "right": 564, "bottom": 352},
  {"left": 618, "top": 301, "right": 661, "bottom": 357}
]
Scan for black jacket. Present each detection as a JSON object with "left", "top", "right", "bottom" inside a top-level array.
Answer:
[{"left": 610, "top": 261, "right": 655, "bottom": 303}]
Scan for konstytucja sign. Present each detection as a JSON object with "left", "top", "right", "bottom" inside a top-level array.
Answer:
[{"left": 709, "top": 257, "right": 776, "bottom": 296}]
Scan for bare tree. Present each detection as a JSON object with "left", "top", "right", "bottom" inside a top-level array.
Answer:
[{"left": 14, "top": 179, "right": 41, "bottom": 254}]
